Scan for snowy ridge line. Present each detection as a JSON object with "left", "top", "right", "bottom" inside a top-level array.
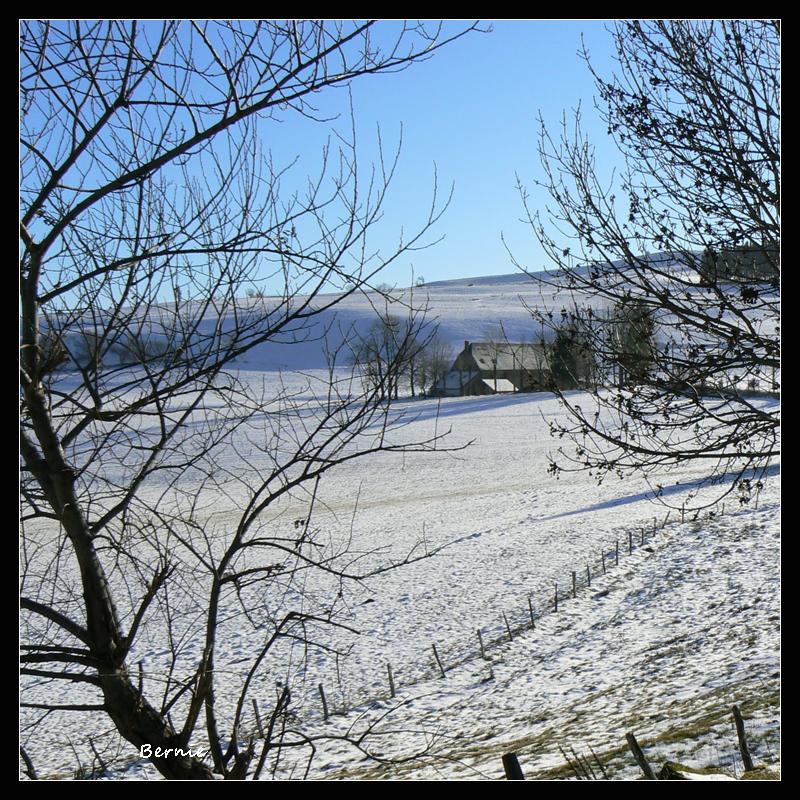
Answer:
[{"left": 294, "top": 501, "right": 740, "bottom": 727}]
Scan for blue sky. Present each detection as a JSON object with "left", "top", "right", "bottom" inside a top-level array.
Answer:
[{"left": 257, "top": 20, "right": 624, "bottom": 289}]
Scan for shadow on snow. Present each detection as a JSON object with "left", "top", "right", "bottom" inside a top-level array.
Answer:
[{"left": 538, "top": 462, "right": 781, "bottom": 521}]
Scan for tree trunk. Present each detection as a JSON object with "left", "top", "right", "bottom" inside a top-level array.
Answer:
[
  {"left": 100, "top": 669, "right": 216, "bottom": 779},
  {"left": 23, "top": 382, "right": 217, "bottom": 780}
]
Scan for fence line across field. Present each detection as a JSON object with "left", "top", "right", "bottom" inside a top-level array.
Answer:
[
  {"left": 304, "top": 500, "right": 736, "bottom": 725},
  {"left": 20, "top": 498, "right": 751, "bottom": 779}
]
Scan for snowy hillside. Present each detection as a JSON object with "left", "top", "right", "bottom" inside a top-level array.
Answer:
[
  {"left": 281, "top": 466, "right": 780, "bottom": 781},
  {"left": 21, "top": 267, "right": 780, "bottom": 781},
  {"left": 222, "top": 270, "right": 580, "bottom": 371},
  {"left": 50, "top": 257, "right": 778, "bottom": 385},
  {"left": 140, "top": 260, "right": 778, "bottom": 384}
]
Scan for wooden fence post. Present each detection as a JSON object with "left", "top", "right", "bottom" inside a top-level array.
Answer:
[
  {"left": 318, "top": 683, "right": 329, "bottom": 721},
  {"left": 502, "top": 752, "right": 525, "bottom": 780},
  {"left": 478, "top": 629, "right": 487, "bottom": 660},
  {"left": 572, "top": 571, "right": 577, "bottom": 598},
  {"left": 432, "top": 643, "right": 446, "bottom": 678},
  {"left": 528, "top": 597, "right": 536, "bottom": 629},
  {"left": 586, "top": 564, "right": 591, "bottom": 587},
  {"left": 732, "top": 705, "right": 755, "bottom": 772},
  {"left": 625, "top": 732, "right": 656, "bottom": 780},
  {"left": 387, "top": 663, "right": 396, "bottom": 698},
  {"left": 615, "top": 539, "right": 619, "bottom": 565},
  {"left": 554, "top": 582, "right": 558, "bottom": 612},
  {"left": 503, "top": 611, "right": 513, "bottom": 642},
  {"left": 628, "top": 530, "right": 633, "bottom": 555}
]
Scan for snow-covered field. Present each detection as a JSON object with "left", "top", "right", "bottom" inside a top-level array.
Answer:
[
  {"left": 20, "top": 272, "right": 780, "bottom": 780},
  {"left": 286, "top": 449, "right": 781, "bottom": 781}
]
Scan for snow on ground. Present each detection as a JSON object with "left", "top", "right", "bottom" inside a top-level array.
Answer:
[
  {"left": 21, "top": 270, "right": 780, "bottom": 780},
  {"left": 20, "top": 384, "right": 780, "bottom": 780},
  {"left": 288, "top": 477, "right": 780, "bottom": 781}
]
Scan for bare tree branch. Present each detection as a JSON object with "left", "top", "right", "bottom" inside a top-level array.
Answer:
[
  {"left": 514, "top": 20, "right": 779, "bottom": 508},
  {"left": 20, "top": 19, "right": 480, "bottom": 780}
]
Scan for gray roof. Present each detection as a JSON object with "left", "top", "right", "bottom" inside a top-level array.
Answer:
[{"left": 466, "top": 342, "right": 548, "bottom": 372}]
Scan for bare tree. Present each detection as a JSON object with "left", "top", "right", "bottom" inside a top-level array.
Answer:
[
  {"left": 349, "top": 308, "right": 434, "bottom": 401},
  {"left": 20, "top": 20, "right": 478, "bottom": 780},
  {"left": 415, "top": 333, "right": 454, "bottom": 396},
  {"left": 514, "top": 20, "right": 779, "bottom": 504}
]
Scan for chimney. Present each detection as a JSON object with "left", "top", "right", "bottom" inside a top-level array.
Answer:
[{"left": 464, "top": 340, "right": 471, "bottom": 353}]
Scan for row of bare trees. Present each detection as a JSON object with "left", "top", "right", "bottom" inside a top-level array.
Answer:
[{"left": 348, "top": 309, "right": 454, "bottom": 400}]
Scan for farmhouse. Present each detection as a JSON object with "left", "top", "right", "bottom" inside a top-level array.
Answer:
[{"left": 429, "top": 340, "right": 553, "bottom": 397}]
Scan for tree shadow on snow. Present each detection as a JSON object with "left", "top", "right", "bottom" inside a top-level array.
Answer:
[
  {"left": 538, "top": 462, "right": 781, "bottom": 521},
  {"left": 391, "top": 391, "right": 559, "bottom": 425}
]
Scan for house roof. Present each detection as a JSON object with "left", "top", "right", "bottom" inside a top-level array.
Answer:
[{"left": 465, "top": 342, "right": 548, "bottom": 372}]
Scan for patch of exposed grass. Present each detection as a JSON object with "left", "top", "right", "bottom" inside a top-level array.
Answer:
[{"left": 740, "top": 767, "right": 780, "bottom": 781}]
